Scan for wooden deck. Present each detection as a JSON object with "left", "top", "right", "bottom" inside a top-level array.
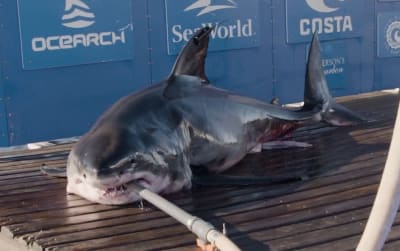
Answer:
[{"left": 0, "top": 91, "right": 398, "bottom": 251}]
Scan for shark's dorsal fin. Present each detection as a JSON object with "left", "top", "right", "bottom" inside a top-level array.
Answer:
[{"left": 168, "top": 26, "right": 212, "bottom": 83}]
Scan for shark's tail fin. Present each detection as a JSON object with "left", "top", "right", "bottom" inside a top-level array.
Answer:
[{"left": 302, "top": 33, "right": 366, "bottom": 126}]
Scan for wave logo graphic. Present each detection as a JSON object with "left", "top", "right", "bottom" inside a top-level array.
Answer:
[
  {"left": 184, "top": 0, "right": 237, "bottom": 16},
  {"left": 62, "top": 0, "right": 95, "bottom": 29},
  {"left": 386, "top": 21, "right": 400, "bottom": 50},
  {"left": 305, "top": 0, "right": 345, "bottom": 13}
]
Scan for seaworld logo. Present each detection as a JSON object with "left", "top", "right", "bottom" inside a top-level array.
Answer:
[
  {"left": 171, "top": 20, "right": 254, "bottom": 43},
  {"left": 170, "top": 1, "right": 255, "bottom": 41},
  {"left": 166, "top": 0, "right": 259, "bottom": 54},
  {"left": 299, "top": 0, "right": 353, "bottom": 36},
  {"left": 184, "top": 0, "right": 237, "bottom": 16},
  {"left": 62, "top": 0, "right": 95, "bottom": 29}
]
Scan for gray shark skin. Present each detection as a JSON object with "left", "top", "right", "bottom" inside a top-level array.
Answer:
[{"left": 65, "top": 28, "right": 365, "bottom": 205}]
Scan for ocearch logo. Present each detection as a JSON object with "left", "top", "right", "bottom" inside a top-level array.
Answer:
[
  {"left": 300, "top": 0, "right": 352, "bottom": 36},
  {"left": 62, "top": 0, "right": 95, "bottom": 29},
  {"left": 184, "top": 0, "right": 237, "bottom": 16},
  {"left": 31, "top": 0, "right": 126, "bottom": 52}
]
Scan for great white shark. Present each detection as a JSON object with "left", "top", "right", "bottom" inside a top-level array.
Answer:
[{"left": 44, "top": 27, "right": 365, "bottom": 205}]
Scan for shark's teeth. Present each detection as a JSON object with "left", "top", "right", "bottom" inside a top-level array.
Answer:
[
  {"left": 104, "top": 184, "right": 129, "bottom": 196},
  {"left": 101, "top": 175, "right": 154, "bottom": 199}
]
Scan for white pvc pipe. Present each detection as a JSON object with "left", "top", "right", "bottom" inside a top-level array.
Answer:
[
  {"left": 357, "top": 100, "right": 400, "bottom": 251},
  {"left": 129, "top": 183, "right": 241, "bottom": 251}
]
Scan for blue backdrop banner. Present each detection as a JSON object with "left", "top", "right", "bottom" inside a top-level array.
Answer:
[
  {"left": 286, "top": 0, "right": 364, "bottom": 43},
  {"left": 377, "top": 12, "right": 400, "bottom": 58},
  {"left": 17, "top": 0, "right": 134, "bottom": 69},
  {"left": 307, "top": 40, "right": 349, "bottom": 90},
  {"left": 165, "top": 0, "right": 260, "bottom": 55}
]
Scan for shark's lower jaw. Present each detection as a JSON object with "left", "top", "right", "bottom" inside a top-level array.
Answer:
[
  {"left": 67, "top": 174, "right": 191, "bottom": 205},
  {"left": 100, "top": 178, "right": 152, "bottom": 203},
  {"left": 67, "top": 178, "right": 152, "bottom": 205},
  {"left": 67, "top": 181, "right": 138, "bottom": 205}
]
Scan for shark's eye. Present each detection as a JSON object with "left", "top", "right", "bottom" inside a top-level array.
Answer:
[
  {"left": 130, "top": 158, "right": 136, "bottom": 164},
  {"left": 83, "top": 173, "right": 87, "bottom": 179}
]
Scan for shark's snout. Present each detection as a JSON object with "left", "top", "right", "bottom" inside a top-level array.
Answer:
[{"left": 66, "top": 150, "right": 190, "bottom": 205}]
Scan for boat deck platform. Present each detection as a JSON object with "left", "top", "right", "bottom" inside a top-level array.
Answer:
[{"left": 0, "top": 91, "right": 399, "bottom": 251}]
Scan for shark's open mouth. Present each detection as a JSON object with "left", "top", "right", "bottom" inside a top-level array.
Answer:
[
  {"left": 66, "top": 165, "right": 187, "bottom": 205},
  {"left": 103, "top": 184, "right": 128, "bottom": 197},
  {"left": 102, "top": 178, "right": 151, "bottom": 198}
]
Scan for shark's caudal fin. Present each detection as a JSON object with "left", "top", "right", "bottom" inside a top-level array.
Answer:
[
  {"left": 168, "top": 26, "right": 212, "bottom": 83},
  {"left": 302, "top": 33, "right": 366, "bottom": 126}
]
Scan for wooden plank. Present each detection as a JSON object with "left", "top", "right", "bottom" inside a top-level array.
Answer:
[
  {"left": 0, "top": 175, "right": 64, "bottom": 187},
  {"left": 0, "top": 187, "right": 68, "bottom": 204},
  {"left": 2, "top": 151, "right": 385, "bottom": 239},
  {"left": 93, "top": 200, "right": 374, "bottom": 251},
  {"left": 0, "top": 148, "right": 383, "bottom": 219},
  {"left": 0, "top": 159, "right": 65, "bottom": 171},
  {"left": 0, "top": 92, "right": 396, "bottom": 251},
  {"left": 246, "top": 216, "right": 400, "bottom": 251},
  {"left": 4, "top": 163, "right": 382, "bottom": 237},
  {"left": 25, "top": 181, "right": 378, "bottom": 250},
  {"left": 291, "top": 222, "right": 400, "bottom": 251}
]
